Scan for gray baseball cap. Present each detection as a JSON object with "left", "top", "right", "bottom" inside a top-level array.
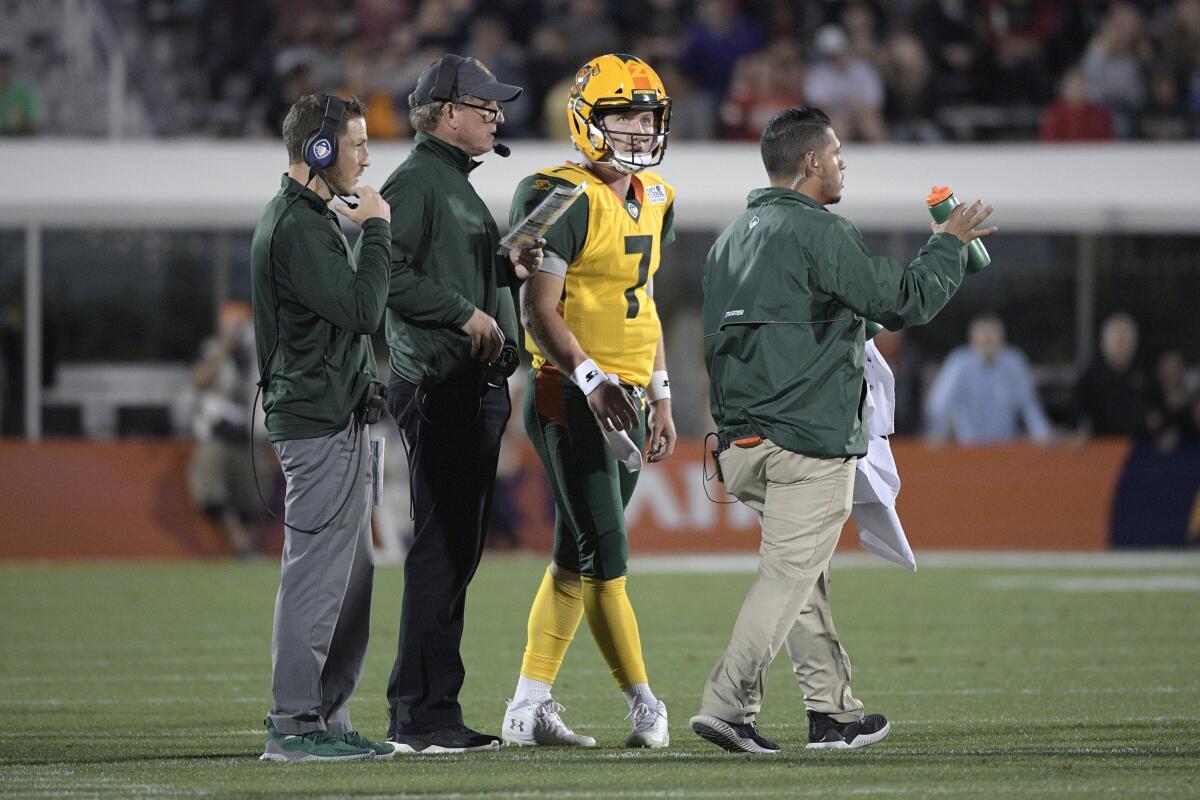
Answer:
[{"left": 411, "top": 54, "right": 522, "bottom": 107}]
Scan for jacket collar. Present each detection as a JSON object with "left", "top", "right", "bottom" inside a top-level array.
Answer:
[
  {"left": 279, "top": 174, "right": 331, "bottom": 213},
  {"left": 747, "top": 187, "right": 827, "bottom": 211},
  {"left": 414, "top": 131, "right": 481, "bottom": 174}
]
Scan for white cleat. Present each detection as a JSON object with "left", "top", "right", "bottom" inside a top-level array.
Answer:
[
  {"left": 502, "top": 698, "right": 597, "bottom": 748},
  {"left": 624, "top": 700, "right": 669, "bottom": 748}
]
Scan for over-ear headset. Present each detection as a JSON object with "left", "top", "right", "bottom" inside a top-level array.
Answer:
[
  {"left": 302, "top": 95, "right": 348, "bottom": 174},
  {"left": 430, "top": 54, "right": 465, "bottom": 102}
]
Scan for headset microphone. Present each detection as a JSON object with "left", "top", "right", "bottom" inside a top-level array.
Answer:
[{"left": 492, "top": 142, "right": 511, "bottom": 157}]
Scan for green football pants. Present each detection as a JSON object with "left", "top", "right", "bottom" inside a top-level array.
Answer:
[{"left": 524, "top": 366, "right": 646, "bottom": 580}]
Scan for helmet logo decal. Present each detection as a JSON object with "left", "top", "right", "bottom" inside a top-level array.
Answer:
[
  {"left": 571, "top": 63, "right": 600, "bottom": 99},
  {"left": 627, "top": 61, "right": 653, "bottom": 91}
]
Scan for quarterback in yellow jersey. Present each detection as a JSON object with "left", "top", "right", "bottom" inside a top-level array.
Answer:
[{"left": 501, "top": 54, "right": 677, "bottom": 748}]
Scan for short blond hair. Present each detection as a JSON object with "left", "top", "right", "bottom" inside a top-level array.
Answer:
[{"left": 409, "top": 95, "right": 445, "bottom": 132}]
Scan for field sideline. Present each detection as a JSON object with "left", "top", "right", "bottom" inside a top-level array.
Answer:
[{"left": 1, "top": 552, "right": 1197, "bottom": 798}]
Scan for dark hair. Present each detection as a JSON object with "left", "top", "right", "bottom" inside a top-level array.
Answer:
[
  {"left": 281, "top": 93, "right": 366, "bottom": 164},
  {"left": 760, "top": 107, "right": 833, "bottom": 181}
]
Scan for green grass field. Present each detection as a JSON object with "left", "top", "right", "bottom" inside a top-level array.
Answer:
[{"left": 1, "top": 553, "right": 1198, "bottom": 798}]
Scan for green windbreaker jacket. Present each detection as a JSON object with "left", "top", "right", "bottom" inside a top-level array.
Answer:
[
  {"left": 251, "top": 175, "right": 391, "bottom": 442},
  {"left": 703, "top": 188, "right": 967, "bottom": 458},
  {"left": 373, "top": 132, "right": 519, "bottom": 385}
]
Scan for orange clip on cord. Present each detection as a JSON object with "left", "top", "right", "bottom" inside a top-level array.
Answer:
[{"left": 732, "top": 435, "right": 763, "bottom": 448}]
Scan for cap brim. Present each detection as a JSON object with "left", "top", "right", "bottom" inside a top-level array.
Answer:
[{"left": 470, "top": 82, "right": 522, "bottom": 102}]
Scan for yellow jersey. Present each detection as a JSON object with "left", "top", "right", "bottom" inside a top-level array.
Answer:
[{"left": 509, "top": 163, "right": 676, "bottom": 387}]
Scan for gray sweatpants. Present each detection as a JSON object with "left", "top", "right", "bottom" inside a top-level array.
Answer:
[{"left": 268, "top": 419, "right": 374, "bottom": 736}]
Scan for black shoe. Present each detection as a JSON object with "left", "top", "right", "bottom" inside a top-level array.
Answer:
[
  {"left": 689, "top": 714, "right": 781, "bottom": 754},
  {"left": 747, "top": 722, "right": 779, "bottom": 751},
  {"left": 806, "top": 710, "right": 890, "bottom": 750},
  {"left": 387, "top": 724, "right": 502, "bottom": 754}
]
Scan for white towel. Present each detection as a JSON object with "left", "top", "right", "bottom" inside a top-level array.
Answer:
[
  {"left": 602, "top": 428, "right": 643, "bottom": 472},
  {"left": 599, "top": 374, "right": 643, "bottom": 472},
  {"left": 852, "top": 339, "right": 916, "bottom": 570}
]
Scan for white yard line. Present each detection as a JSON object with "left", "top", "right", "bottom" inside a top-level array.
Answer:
[
  {"left": 630, "top": 551, "right": 1200, "bottom": 574},
  {"left": 986, "top": 574, "right": 1200, "bottom": 592},
  {"left": 0, "top": 674, "right": 255, "bottom": 685}
]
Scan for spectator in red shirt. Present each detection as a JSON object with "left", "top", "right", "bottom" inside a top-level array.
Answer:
[
  {"left": 1040, "top": 66, "right": 1114, "bottom": 141},
  {"left": 720, "top": 38, "right": 806, "bottom": 141}
]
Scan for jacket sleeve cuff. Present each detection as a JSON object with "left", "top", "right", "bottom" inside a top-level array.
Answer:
[
  {"left": 360, "top": 217, "right": 391, "bottom": 242},
  {"left": 927, "top": 232, "right": 964, "bottom": 250},
  {"left": 449, "top": 297, "right": 475, "bottom": 327},
  {"left": 924, "top": 232, "right": 968, "bottom": 271}
]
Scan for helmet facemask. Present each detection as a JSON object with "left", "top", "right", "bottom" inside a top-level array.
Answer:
[{"left": 586, "top": 99, "right": 672, "bottom": 174}]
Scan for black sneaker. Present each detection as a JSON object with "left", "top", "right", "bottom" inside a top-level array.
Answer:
[
  {"left": 387, "top": 724, "right": 502, "bottom": 755},
  {"left": 689, "top": 714, "right": 781, "bottom": 754},
  {"left": 747, "top": 722, "right": 779, "bottom": 751},
  {"left": 806, "top": 710, "right": 890, "bottom": 750}
]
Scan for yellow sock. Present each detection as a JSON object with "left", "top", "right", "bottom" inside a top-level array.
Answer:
[
  {"left": 519, "top": 568, "right": 585, "bottom": 684},
  {"left": 581, "top": 575, "right": 649, "bottom": 689}
]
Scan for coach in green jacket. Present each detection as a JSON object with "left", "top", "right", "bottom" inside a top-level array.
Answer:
[
  {"left": 372, "top": 55, "right": 543, "bottom": 754},
  {"left": 251, "top": 93, "right": 394, "bottom": 761},
  {"left": 690, "top": 107, "right": 996, "bottom": 755}
]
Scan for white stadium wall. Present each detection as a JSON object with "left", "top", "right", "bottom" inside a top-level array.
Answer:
[{"left": 3, "top": 140, "right": 1200, "bottom": 233}]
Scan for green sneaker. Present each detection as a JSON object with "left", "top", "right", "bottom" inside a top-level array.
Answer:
[
  {"left": 260, "top": 718, "right": 374, "bottom": 763},
  {"left": 343, "top": 730, "right": 396, "bottom": 759}
]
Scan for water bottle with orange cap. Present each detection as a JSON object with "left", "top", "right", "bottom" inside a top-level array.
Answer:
[{"left": 926, "top": 186, "right": 991, "bottom": 273}]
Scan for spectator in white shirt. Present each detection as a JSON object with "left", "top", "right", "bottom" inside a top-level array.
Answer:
[{"left": 804, "top": 24, "right": 886, "bottom": 142}]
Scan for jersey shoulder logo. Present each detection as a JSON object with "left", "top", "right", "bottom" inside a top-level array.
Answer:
[
  {"left": 531, "top": 178, "right": 554, "bottom": 192},
  {"left": 645, "top": 184, "right": 667, "bottom": 205},
  {"left": 748, "top": 215, "right": 760, "bottom": 231}
]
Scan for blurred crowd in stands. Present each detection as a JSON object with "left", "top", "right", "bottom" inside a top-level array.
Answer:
[
  {"left": 3, "top": 0, "right": 1200, "bottom": 141},
  {"left": 890, "top": 310, "right": 1200, "bottom": 451}
]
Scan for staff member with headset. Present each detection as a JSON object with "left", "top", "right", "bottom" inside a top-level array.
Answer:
[
  {"left": 691, "top": 107, "right": 996, "bottom": 754},
  {"left": 251, "top": 92, "right": 394, "bottom": 762},
  {"left": 369, "top": 55, "right": 543, "bottom": 754}
]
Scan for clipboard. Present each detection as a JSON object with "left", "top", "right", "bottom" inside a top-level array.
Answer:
[{"left": 499, "top": 182, "right": 588, "bottom": 252}]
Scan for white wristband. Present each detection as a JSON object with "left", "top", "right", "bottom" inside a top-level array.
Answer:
[
  {"left": 648, "top": 370, "right": 671, "bottom": 402},
  {"left": 572, "top": 359, "right": 606, "bottom": 396}
]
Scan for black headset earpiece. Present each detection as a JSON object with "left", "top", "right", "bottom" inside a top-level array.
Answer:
[
  {"left": 431, "top": 54, "right": 465, "bottom": 102},
  {"left": 302, "top": 95, "right": 348, "bottom": 174}
]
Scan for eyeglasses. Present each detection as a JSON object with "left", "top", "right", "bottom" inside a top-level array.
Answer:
[{"left": 456, "top": 101, "right": 504, "bottom": 123}]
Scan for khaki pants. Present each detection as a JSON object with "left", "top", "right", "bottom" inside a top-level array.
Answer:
[{"left": 699, "top": 439, "right": 862, "bottom": 724}]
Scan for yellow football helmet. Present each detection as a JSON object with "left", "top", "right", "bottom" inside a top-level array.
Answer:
[{"left": 566, "top": 53, "right": 672, "bottom": 174}]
